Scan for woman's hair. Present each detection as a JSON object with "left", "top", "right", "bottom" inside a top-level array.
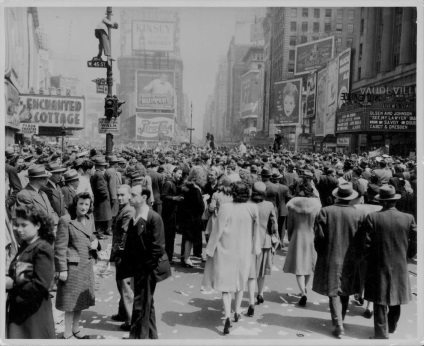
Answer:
[
  {"left": 283, "top": 82, "right": 299, "bottom": 100},
  {"left": 15, "top": 205, "right": 55, "bottom": 244},
  {"left": 251, "top": 189, "right": 265, "bottom": 203},
  {"left": 68, "top": 192, "right": 94, "bottom": 219},
  {"left": 187, "top": 166, "right": 207, "bottom": 188},
  {"left": 218, "top": 176, "right": 232, "bottom": 195},
  {"left": 79, "top": 160, "right": 94, "bottom": 173},
  {"left": 232, "top": 181, "right": 250, "bottom": 203}
]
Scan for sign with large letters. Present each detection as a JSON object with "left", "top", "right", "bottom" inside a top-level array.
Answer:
[{"left": 135, "top": 112, "right": 174, "bottom": 141}]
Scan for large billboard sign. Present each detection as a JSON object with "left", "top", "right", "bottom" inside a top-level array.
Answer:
[
  {"left": 294, "top": 36, "right": 334, "bottom": 75},
  {"left": 324, "top": 57, "right": 339, "bottom": 136},
  {"left": 240, "top": 71, "right": 260, "bottom": 119},
  {"left": 136, "top": 70, "right": 175, "bottom": 110},
  {"left": 315, "top": 67, "right": 327, "bottom": 136},
  {"left": 274, "top": 78, "right": 302, "bottom": 125},
  {"left": 18, "top": 94, "right": 85, "bottom": 128},
  {"left": 132, "top": 20, "right": 175, "bottom": 52},
  {"left": 337, "top": 48, "right": 351, "bottom": 109},
  {"left": 136, "top": 113, "right": 174, "bottom": 141},
  {"left": 306, "top": 72, "right": 317, "bottom": 118}
]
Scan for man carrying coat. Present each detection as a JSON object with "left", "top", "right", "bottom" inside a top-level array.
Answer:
[{"left": 359, "top": 184, "right": 417, "bottom": 339}]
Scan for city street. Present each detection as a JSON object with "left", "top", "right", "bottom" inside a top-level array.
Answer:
[{"left": 51, "top": 234, "right": 418, "bottom": 341}]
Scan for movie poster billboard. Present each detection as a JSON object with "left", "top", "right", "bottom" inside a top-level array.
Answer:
[
  {"left": 294, "top": 36, "right": 334, "bottom": 75},
  {"left": 306, "top": 72, "right": 317, "bottom": 118},
  {"left": 315, "top": 67, "right": 327, "bottom": 136},
  {"left": 240, "top": 70, "right": 260, "bottom": 119},
  {"left": 337, "top": 48, "right": 351, "bottom": 109},
  {"left": 136, "top": 70, "right": 175, "bottom": 110},
  {"left": 324, "top": 57, "right": 339, "bottom": 136},
  {"left": 135, "top": 112, "right": 174, "bottom": 141},
  {"left": 132, "top": 20, "right": 175, "bottom": 52},
  {"left": 274, "top": 78, "right": 302, "bottom": 125}
]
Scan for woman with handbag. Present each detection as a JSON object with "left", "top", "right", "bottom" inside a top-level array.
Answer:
[
  {"left": 54, "top": 192, "right": 98, "bottom": 339},
  {"left": 6, "top": 205, "right": 56, "bottom": 338}
]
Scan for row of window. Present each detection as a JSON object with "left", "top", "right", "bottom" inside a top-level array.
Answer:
[
  {"left": 289, "top": 35, "right": 353, "bottom": 47},
  {"left": 290, "top": 21, "right": 354, "bottom": 33},
  {"left": 290, "top": 8, "right": 354, "bottom": 20}
]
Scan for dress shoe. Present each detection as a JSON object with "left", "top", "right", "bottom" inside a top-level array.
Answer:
[
  {"left": 363, "top": 309, "right": 373, "bottom": 319},
  {"left": 256, "top": 294, "right": 264, "bottom": 304},
  {"left": 247, "top": 304, "right": 255, "bottom": 317},
  {"left": 233, "top": 312, "right": 241, "bottom": 322},
  {"left": 223, "top": 317, "right": 232, "bottom": 335},
  {"left": 183, "top": 259, "right": 194, "bottom": 268},
  {"left": 332, "top": 326, "right": 345, "bottom": 339},
  {"left": 111, "top": 314, "right": 125, "bottom": 322},
  {"left": 73, "top": 331, "right": 90, "bottom": 339},
  {"left": 298, "top": 295, "right": 307, "bottom": 306},
  {"left": 389, "top": 323, "right": 397, "bottom": 333},
  {"left": 120, "top": 322, "right": 131, "bottom": 331}
]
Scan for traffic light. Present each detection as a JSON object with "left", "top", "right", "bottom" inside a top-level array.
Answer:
[
  {"left": 105, "top": 96, "right": 115, "bottom": 119},
  {"left": 113, "top": 95, "right": 125, "bottom": 118}
]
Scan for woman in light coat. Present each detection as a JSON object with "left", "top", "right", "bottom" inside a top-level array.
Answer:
[{"left": 202, "top": 182, "right": 261, "bottom": 335}]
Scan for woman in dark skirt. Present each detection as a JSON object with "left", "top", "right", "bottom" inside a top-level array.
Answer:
[
  {"left": 55, "top": 192, "right": 98, "bottom": 339},
  {"left": 6, "top": 205, "right": 56, "bottom": 339}
]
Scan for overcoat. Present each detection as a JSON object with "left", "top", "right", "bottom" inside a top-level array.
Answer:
[
  {"left": 5, "top": 163, "right": 22, "bottom": 208},
  {"left": 110, "top": 203, "right": 135, "bottom": 262},
  {"left": 61, "top": 184, "right": 77, "bottom": 213},
  {"left": 202, "top": 202, "right": 261, "bottom": 292},
  {"left": 7, "top": 239, "right": 55, "bottom": 338},
  {"left": 361, "top": 208, "right": 417, "bottom": 305},
  {"left": 179, "top": 182, "right": 204, "bottom": 243},
  {"left": 90, "top": 169, "right": 112, "bottom": 221},
  {"left": 264, "top": 180, "right": 280, "bottom": 210},
  {"left": 312, "top": 203, "right": 365, "bottom": 297},
  {"left": 275, "top": 183, "right": 292, "bottom": 217},
  {"left": 316, "top": 174, "right": 339, "bottom": 206},
  {"left": 40, "top": 179, "right": 67, "bottom": 217},
  {"left": 104, "top": 167, "right": 120, "bottom": 217}
]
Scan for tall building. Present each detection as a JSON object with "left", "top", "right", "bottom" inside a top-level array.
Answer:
[{"left": 213, "top": 56, "right": 228, "bottom": 141}]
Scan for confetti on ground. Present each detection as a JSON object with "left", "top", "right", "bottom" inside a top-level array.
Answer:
[
  {"left": 179, "top": 314, "right": 183, "bottom": 316},
  {"left": 286, "top": 287, "right": 293, "bottom": 291},
  {"left": 281, "top": 303, "right": 288, "bottom": 307},
  {"left": 174, "top": 290, "right": 189, "bottom": 296},
  {"left": 170, "top": 300, "right": 185, "bottom": 306},
  {"left": 91, "top": 319, "right": 100, "bottom": 324},
  {"left": 279, "top": 296, "right": 288, "bottom": 303},
  {"left": 313, "top": 302, "right": 320, "bottom": 305},
  {"left": 207, "top": 307, "right": 220, "bottom": 311},
  {"left": 172, "top": 329, "right": 178, "bottom": 334}
]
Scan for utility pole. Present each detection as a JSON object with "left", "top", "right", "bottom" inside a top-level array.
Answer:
[
  {"left": 187, "top": 102, "right": 195, "bottom": 145},
  {"left": 105, "top": 6, "right": 113, "bottom": 157},
  {"left": 61, "top": 122, "right": 66, "bottom": 161}
]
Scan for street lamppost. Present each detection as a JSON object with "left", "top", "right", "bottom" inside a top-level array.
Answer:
[
  {"left": 187, "top": 102, "right": 195, "bottom": 145},
  {"left": 61, "top": 122, "right": 66, "bottom": 161}
]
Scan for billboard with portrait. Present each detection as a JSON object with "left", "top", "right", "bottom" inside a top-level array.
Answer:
[
  {"left": 135, "top": 112, "right": 174, "bottom": 141},
  {"left": 337, "top": 48, "right": 351, "bottom": 109},
  {"left": 294, "top": 36, "right": 334, "bottom": 75},
  {"left": 306, "top": 72, "right": 317, "bottom": 118},
  {"left": 274, "top": 78, "right": 302, "bottom": 125},
  {"left": 136, "top": 70, "right": 175, "bottom": 110},
  {"left": 315, "top": 67, "right": 327, "bottom": 136},
  {"left": 240, "top": 70, "right": 260, "bottom": 119},
  {"left": 132, "top": 20, "right": 175, "bottom": 52},
  {"left": 324, "top": 56, "right": 339, "bottom": 136}
]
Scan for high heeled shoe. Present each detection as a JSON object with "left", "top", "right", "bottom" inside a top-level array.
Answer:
[
  {"left": 256, "top": 294, "right": 264, "bottom": 304},
  {"left": 223, "top": 317, "right": 232, "bottom": 335},
  {"left": 247, "top": 304, "right": 255, "bottom": 317},
  {"left": 233, "top": 312, "right": 241, "bottom": 322}
]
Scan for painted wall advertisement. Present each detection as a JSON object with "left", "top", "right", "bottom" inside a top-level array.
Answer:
[
  {"left": 337, "top": 48, "right": 351, "bottom": 109},
  {"left": 17, "top": 94, "right": 85, "bottom": 128},
  {"left": 274, "top": 78, "right": 302, "bottom": 125},
  {"left": 324, "top": 57, "right": 339, "bottom": 136},
  {"left": 132, "top": 20, "right": 175, "bottom": 52},
  {"left": 136, "top": 70, "right": 174, "bottom": 110},
  {"left": 240, "top": 71, "right": 260, "bottom": 118},
  {"left": 294, "top": 36, "right": 334, "bottom": 75},
  {"left": 306, "top": 72, "right": 317, "bottom": 118},
  {"left": 315, "top": 68, "right": 327, "bottom": 136},
  {"left": 136, "top": 113, "right": 174, "bottom": 141}
]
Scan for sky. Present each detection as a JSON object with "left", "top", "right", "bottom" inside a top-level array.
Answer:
[{"left": 36, "top": 6, "right": 253, "bottom": 141}]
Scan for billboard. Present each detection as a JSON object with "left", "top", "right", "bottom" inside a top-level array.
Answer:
[
  {"left": 18, "top": 94, "right": 85, "bottom": 128},
  {"left": 294, "top": 36, "right": 334, "bottom": 75},
  {"left": 324, "top": 57, "right": 339, "bottom": 136},
  {"left": 306, "top": 72, "right": 317, "bottom": 118},
  {"left": 136, "top": 70, "right": 174, "bottom": 110},
  {"left": 315, "top": 67, "right": 327, "bottom": 136},
  {"left": 136, "top": 113, "right": 174, "bottom": 141},
  {"left": 132, "top": 20, "right": 175, "bottom": 52},
  {"left": 337, "top": 48, "right": 351, "bottom": 109},
  {"left": 240, "top": 71, "right": 260, "bottom": 118},
  {"left": 274, "top": 78, "right": 302, "bottom": 125}
]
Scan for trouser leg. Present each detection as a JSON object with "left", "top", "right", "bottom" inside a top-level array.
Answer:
[
  {"left": 164, "top": 221, "right": 176, "bottom": 261},
  {"left": 341, "top": 295, "right": 349, "bottom": 321},
  {"left": 373, "top": 303, "right": 389, "bottom": 338},
  {"left": 115, "top": 258, "right": 134, "bottom": 322},
  {"left": 329, "top": 296, "right": 344, "bottom": 327},
  {"left": 388, "top": 305, "right": 400, "bottom": 333},
  {"left": 94, "top": 220, "right": 108, "bottom": 237},
  {"left": 278, "top": 216, "right": 286, "bottom": 246}
]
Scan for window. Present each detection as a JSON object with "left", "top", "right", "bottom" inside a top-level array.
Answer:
[
  {"left": 325, "top": 9, "right": 332, "bottom": 17},
  {"left": 291, "top": 22, "right": 297, "bottom": 32},
  {"left": 288, "top": 63, "right": 295, "bottom": 73},
  {"left": 359, "top": 43, "right": 363, "bottom": 60},
  {"left": 301, "top": 36, "right": 307, "bottom": 43},
  {"left": 358, "top": 67, "right": 361, "bottom": 80},
  {"left": 348, "top": 10, "right": 354, "bottom": 20},
  {"left": 312, "top": 35, "right": 319, "bottom": 41},
  {"left": 302, "top": 8, "right": 309, "bottom": 17},
  {"left": 289, "top": 50, "right": 296, "bottom": 60},
  {"left": 360, "top": 18, "right": 364, "bottom": 35},
  {"left": 336, "top": 37, "right": 342, "bottom": 47},
  {"left": 302, "top": 22, "right": 308, "bottom": 32},
  {"left": 313, "top": 22, "right": 319, "bottom": 32},
  {"left": 291, "top": 8, "right": 297, "bottom": 17},
  {"left": 336, "top": 23, "right": 343, "bottom": 32},
  {"left": 348, "top": 24, "right": 354, "bottom": 33},
  {"left": 337, "top": 9, "right": 343, "bottom": 19},
  {"left": 290, "top": 36, "right": 297, "bottom": 45},
  {"left": 325, "top": 22, "right": 331, "bottom": 32},
  {"left": 314, "top": 8, "right": 320, "bottom": 18},
  {"left": 346, "top": 38, "right": 353, "bottom": 47}
]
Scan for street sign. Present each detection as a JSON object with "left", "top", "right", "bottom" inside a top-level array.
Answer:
[
  {"left": 96, "top": 84, "right": 108, "bottom": 94},
  {"left": 99, "top": 118, "right": 119, "bottom": 134},
  {"left": 19, "top": 123, "right": 39, "bottom": 134},
  {"left": 92, "top": 78, "right": 107, "bottom": 85},
  {"left": 87, "top": 59, "right": 109, "bottom": 68}
]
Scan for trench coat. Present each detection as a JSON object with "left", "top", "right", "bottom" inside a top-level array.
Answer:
[
  {"left": 90, "top": 169, "right": 112, "bottom": 222},
  {"left": 312, "top": 203, "right": 365, "bottom": 297},
  {"left": 202, "top": 202, "right": 261, "bottom": 292},
  {"left": 104, "top": 167, "right": 120, "bottom": 218}
]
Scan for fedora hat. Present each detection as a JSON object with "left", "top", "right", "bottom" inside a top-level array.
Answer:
[
  {"left": 260, "top": 168, "right": 271, "bottom": 177},
  {"left": 108, "top": 155, "right": 120, "bottom": 164},
  {"left": 23, "top": 154, "right": 34, "bottom": 162},
  {"left": 300, "top": 170, "right": 314, "bottom": 179},
  {"left": 5, "top": 147, "right": 15, "bottom": 158},
  {"left": 93, "top": 157, "right": 108, "bottom": 166},
  {"left": 28, "top": 165, "right": 50, "bottom": 179},
  {"left": 332, "top": 183, "right": 359, "bottom": 200},
  {"left": 252, "top": 181, "right": 267, "bottom": 193},
  {"left": 77, "top": 151, "right": 89, "bottom": 158},
  {"left": 271, "top": 170, "right": 283, "bottom": 179},
  {"left": 375, "top": 184, "right": 401, "bottom": 201},
  {"left": 64, "top": 169, "right": 79, "bottom": 182},
  {"left": 46, "top": 162, "right": 66, "bottom": 173}
]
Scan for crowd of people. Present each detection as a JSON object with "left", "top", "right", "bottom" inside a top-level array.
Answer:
[{"left": 4, "top": 140, "right": 417, "bottom": 339}]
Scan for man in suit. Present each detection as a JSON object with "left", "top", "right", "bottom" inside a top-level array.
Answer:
[
  {"left": 282, "top": 162, "right": 299, "bottom": 189},
  {"left": 260, "top": 168, "right": 279, "bottom": 210},
  {"left": 61, "top": 169, "right": 80, "bottom": 213},
  {"left": 109, "top": 185, "right": 135, "bottom": 331},
  {"left": 41, "top": 162, "right": 68, "bottom": 218},
  {"left": 104, "top": 156, "right": 122, "bottom": 235},
  {"left": 5, "top": 147, "right": 22, "bottom": 209},
  {"left": 118, "top": 186, "right": 171, "bottom": 339},
  {"left": 148, "top": 161, "right": 165, "bottom": 216},
  {"left": 16, "top": 165, "right": 58, "bottom": 226},
  {"left": 316, "top": 166, "right": 339, "bottom": 207},
  {"left": 359, "top": 185, "right": 417, "bottom": 339}
]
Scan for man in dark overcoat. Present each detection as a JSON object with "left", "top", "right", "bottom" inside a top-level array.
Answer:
[
  {"left": 359, "top": 184, "right": 417, "bottom": 339},
  {"left": 61, "top": 169, "right": 79, "bottom": 213},
  {"left": 40, "top": 162, "right": 67, "bottom": 218},
  {"left": 104, "top": 155, "right": 121, "bottom": 234},
  {"left": 313, "top": 182, "right": 366, "bottom": 338},
  {"left": 90, "top": 157, "right": 112, "bottom": 239},
  {"left": 261, "top": 168, "right": 279, "bottom": 210},
  {"left": 316, "top": 167, "right": 339, "bottom": 207}
]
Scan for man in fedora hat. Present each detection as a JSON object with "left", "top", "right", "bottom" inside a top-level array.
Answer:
[
  {"left": 372, "top": 159, "right": 392, "bottom": 185},
  {"left": 282, "top": 162, "right": 299, "bottom": 188},
  {"left": 313, "top": 182, "right": 366, "bottom": 338},
  {"left": 316, "top": 166, "right": 339, "bottom": 207},
  {"left": 105, "top": 155, "right": 122, "bottom": 235},
  {"left": 260, "top": 168, "right": 280, "bottom": 211},
  {"left": 5, "top": 148, "right": 22, "bottom": 209},
  {"left": 16, "top": 165, "right": 58, "bottom": 226},
  {"left": 61, "top": 169, "right": 80, "bottom": 213},
  {"left": 40, "top": 162, "right": 68, "bottom": 218},
  {"left": 358, "top": 185, "right": 416, "bottom": 339}
]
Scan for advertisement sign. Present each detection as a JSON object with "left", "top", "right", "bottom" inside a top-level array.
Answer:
[
  {"left": 18, "top": 95, "right": 85, "bottom": 128},
  {"left": 5, "top": 80, "right": 21, "bottom": 129},
  {"left": 132, "top": 20, "right": 175, "bottom": 52},
  {"left": 19, "top": 123, "right": 38, "bottom": 134},
  {"left": 368, "top": 109, "right": 415, "bottom": 132},
  {"left": 337, "top": 48, "right": 351, "bottom": 109},
  {"left": 136, "top": 113, "right": 174, "bottom": 141},
  {"left": 250, "top": 18, "right": 264, "bottom": 42},
  {"left": 240, "top": 71, "right": 260, "bottom": 118},
  {"left": 294, "top": 36, "right": 334, "bottom": 75},
  {"left": 324, "top": 57, "right": 339, "bottom": 136},
  {"left": 306, "top": 72, "right": 317, "bottom": 118},
  {"left": 136, "top": 70, "right": 174, "bottom": 110},
  {"left": 337, "top": 136, "right": 350, "bottom": 146},
  {"left": 315, "top": 67, "right": 327, "bottom": 136},
  {"left": 275, "top": 78, "right": 302, "bottom": 125},
  {"left": 336, "top": 111, "right": 366, "bottom": 133},
  {"left": 98, "top": 118, "right": 120, "bottom": 134}
]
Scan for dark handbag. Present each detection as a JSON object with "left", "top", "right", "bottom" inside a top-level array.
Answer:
[
  {"left": 154, "top": 253, "right": 172, "bottom": 283},
  {"left": 14, "top": 261, "right": 34, "bottom": 286},
  {"left": 89, "top": 241, "right": 102, "bottom": 260}
]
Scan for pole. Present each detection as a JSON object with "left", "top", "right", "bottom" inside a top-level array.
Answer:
[
  {"left": 61, "top": 123, "right": 65, "bottom": 161},
  {"left": 190, "top": 102, "right": 193, "bottom": 144},
  {"left": 105, "top": 6, "right": 113, "bottom": 157}
]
